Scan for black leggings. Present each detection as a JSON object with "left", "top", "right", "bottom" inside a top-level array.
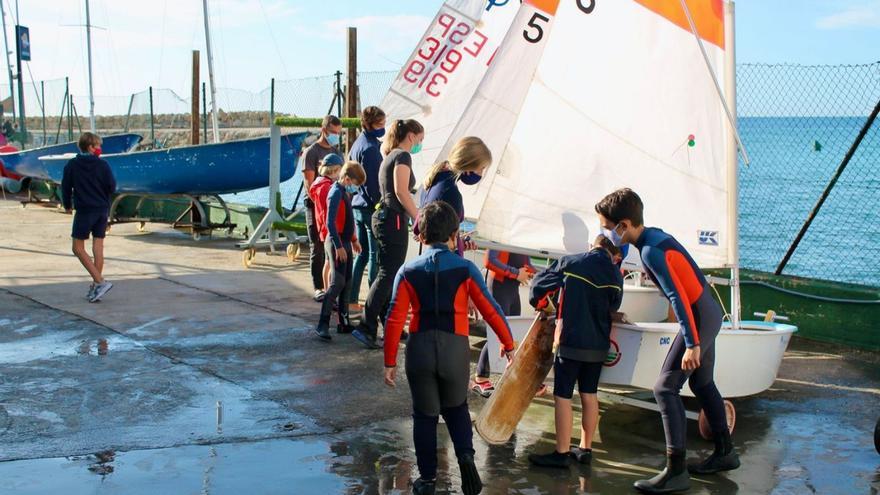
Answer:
[
  {"left": 407, "top": 330, "right": 474, "bottom": 480},
  {"left": 305, "top": 202, "right": 325, "bottom": 292},
  {"left": 361, "top": 209, "right": 408, "bottom": 338},
  {"left": 476, "top": 280, "right": 520, "bottom": 378},
  {"left": 319, "top": 239, "right": 352, "bottom": 325},
  {"left": 653, "top": 293, "right": 726, "bottom": 450}
]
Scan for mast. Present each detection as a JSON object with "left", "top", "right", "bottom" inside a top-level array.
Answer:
[
  {"left": 14, "top": 0, "right": 24, "bottom": 142},
  {"left": 201, "top": 0, "right": 219, "bottom": 143},
  {"left": 724, "top": 1, "right": 741, "bottom": 328},
  {"left": 0, "top": 1, "right": 15, "bottom": 121},
  {"left": 85, "top": 0, "right": 96, "bottom": 132}
]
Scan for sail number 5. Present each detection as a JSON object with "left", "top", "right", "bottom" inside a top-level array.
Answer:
[{"left": 523, "top": 0, "right": 596, "bottom": 43}]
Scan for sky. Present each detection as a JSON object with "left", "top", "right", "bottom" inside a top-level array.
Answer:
[{"left": 6, "top": 0, "right": 880, "bottom": 114}]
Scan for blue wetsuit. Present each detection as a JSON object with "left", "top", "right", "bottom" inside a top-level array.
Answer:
[{"left": 635, "top": 227, "right": 726, "bottom": 452}]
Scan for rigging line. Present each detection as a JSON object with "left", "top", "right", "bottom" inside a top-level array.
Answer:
[
  {"left": 677, "top": 0, "right": 750, "bottom": 166},
  {"left": 98, "top": 0, "right": 125, "bottom": 101},
  {"left": 257, "top": 0, "right": 290, "bottom": 80},
  {"left": 24, "top": 62, "right": 42, "bottom": 114}
]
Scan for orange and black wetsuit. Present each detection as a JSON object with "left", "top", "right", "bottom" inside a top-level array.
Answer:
[
  {"left": 635, "top": 227, "right": 726, "bottom": 452},
  {"left": 384, "top": 243, "right": 514, "bottom": 481}
]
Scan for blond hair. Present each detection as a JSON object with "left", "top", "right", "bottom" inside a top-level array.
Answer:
[
  {"left": 318, "top": 163, "right": 342, "bottom": 178},
  {"left": 340, "top": 161, "right": 366, "bottom": 185},
  {"left": 382, "top": 119, "right": 424, "bottom": 155},
  {"left": 423, "top": 136, "right": 492, "bottom": 189}
]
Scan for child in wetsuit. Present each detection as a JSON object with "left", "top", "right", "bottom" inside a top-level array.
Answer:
[
  {"left": 595, "top": 188, "right": 739, "bottom": 494},
  {"left": 383, "top": 201, "right": 515, "bottom": 495},
  {"left": 527, "top": 235, "right": 623, "bottom": 469},
  {"left": 471, "top": 250, "right": 535, "bottom": 397},
  {"left": 310, "top": 154, "right": 344, "bottom": 294},
  {"left": 314, "top": 161, "right": 365, "bottom": 340}
]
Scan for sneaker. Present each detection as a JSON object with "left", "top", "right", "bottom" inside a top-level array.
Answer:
[
  {"left": 86, "top": 283, "right": 96, "bottom": 300},
  {"left": 313, "top": 290, "right": 325, "bottom": 302},
  {"left": 529, "top": 450, "right": 571, "bottom": 469},
  {"left": 570, "top": 447, "right": 592, "bottom": 464},
  {"left": 314, "top": 323, "right": 331, "bottom": 341},
  {"left": 352, "top": 328, "right": 380, "bottom": 349},
  {"left": 89, "top": 281, "right": 113, "bottom": 303},
  {"left": 412, "top": 478, "right": 436, "bottom": 495},
  {"left": 471, "top": 380, "right": 495, "bottom": 398}
]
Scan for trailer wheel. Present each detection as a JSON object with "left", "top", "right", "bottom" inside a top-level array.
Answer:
[
  {"left": 286, "top": 243, "right": 301, "bottom": 262},
  {"left": 698, "top": 400, "right": 736, "bottom": 440},
  {"left": 874, "top": 416, "right": 879, "bottom": 455},
  {"left": 242, "top": 248, "right": 256, "bottom": 269}
]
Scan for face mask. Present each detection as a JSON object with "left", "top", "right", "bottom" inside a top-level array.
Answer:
[
  {"left": 93, "top": 147, "right": 102, "bottom": 157},
  {"left": 326, "top": 133, "right": 340, "bottom": 147},
  {"left": 459, "top": 171, "right": 482, "bottom": 185},
  {"left": 345, "top": 184, "right": 359, "bottom": 194},
  {"left": 411, "top": 142, "right": 422, "bottom": 155},
  {"left": 365, "top": 127, "right": 385, "bottom": 139},
  {"left": 602, "top": 224, "right": 626, "bottom": 247}
]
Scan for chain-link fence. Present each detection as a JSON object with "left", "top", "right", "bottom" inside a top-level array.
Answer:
[{"left": 737, "top": 62, "right": 880, "bottom": 288}]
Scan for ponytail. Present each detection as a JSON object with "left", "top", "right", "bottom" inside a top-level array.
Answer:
[
  {"left": 382, "top": 119, "right": 424, "bottom": 155},
  {"left": 423, "top": 160, "right": 450, "bottom": 189}
]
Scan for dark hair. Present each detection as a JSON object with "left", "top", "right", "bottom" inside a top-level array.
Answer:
[
  {"left": 594, "top": 188, "right": 644, "bottom": 226},
  {"left": 593, "top": 234, "right": 621, "bottom": 258},
  {"left": 78, "top": 132, "right": 102, "bottom": 153},
  {"left": 382, "top": 119, "right": 424, "bottom": 155},
  {"left": 360, "top": 106, "right": 386, "bottom": 130},
  {"left": 322, "top": 115, "right": 342, "bottom": 129},
  {"left": 418, "top": 201, "right": 459, "bottom": 244}
]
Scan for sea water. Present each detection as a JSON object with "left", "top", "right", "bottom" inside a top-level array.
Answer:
[{"left": 224, "top": 116, "right": 879, "bottom": 287}]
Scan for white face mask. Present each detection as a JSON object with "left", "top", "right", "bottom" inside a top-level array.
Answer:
[{"left": 601, "top": 223, "right": 626, "bottom": 247}]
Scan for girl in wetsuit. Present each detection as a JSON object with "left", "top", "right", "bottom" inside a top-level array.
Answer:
[{"left": 383, "top": 201, "right": 515, "bottom": 495}]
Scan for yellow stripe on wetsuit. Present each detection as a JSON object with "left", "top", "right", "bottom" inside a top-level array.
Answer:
[{"left": 563, "top": 271, "right": 621, "bottom": 291}]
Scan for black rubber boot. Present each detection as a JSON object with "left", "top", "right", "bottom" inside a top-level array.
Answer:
[
  {"left": 412, "top": 478, "right": 436, "bottom": 495},
  {"left": 458, "top": 453, "right": 482, "bottom": 495},
  {"left": 633, "top": 449, "right": 690, "bottom": 494},
  {"left": 529, "top": 450, "right": 572, "bottom": 468},
  {"left": 688, "top": 429, "right": 740, "bottom": 474}
]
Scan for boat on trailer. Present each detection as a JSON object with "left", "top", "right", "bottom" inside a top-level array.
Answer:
[{"left": 386, "top": 0, "right": 797, "bottom": 430}]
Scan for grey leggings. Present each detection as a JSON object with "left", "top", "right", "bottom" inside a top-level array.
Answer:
[{"left": 653, "top": 292, "right": 726, "bottom": 450}]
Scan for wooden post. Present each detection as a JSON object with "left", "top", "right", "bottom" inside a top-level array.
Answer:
[
  {"left": 191, "top": 50, "right": 200, "bottom": 145},
  {"left": 345, "top": 27, "right": 358, "bottom": 153}
]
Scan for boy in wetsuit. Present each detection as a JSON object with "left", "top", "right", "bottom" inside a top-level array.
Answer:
[
  {"left": 595, "top": 188, "right": 739, "bottom": 494},
  {"left": 383, "top": 201, "right": 515, "bottom": 495},
  {"left": 314, "top": 161, "right": 365, "bottom": 340},
  {"left": 527, "top": 235, "right": 623, "bottom": 468},
  {"left": 310, "top": 154, "right": 344, "bottom": 293},
  {"left": 471, "top": 250, "right": 535, "bottom": 397}
]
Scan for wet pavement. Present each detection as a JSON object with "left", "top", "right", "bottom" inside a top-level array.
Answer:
[{"left": 1, "top": 200, "right": 879, "bottom": 494}]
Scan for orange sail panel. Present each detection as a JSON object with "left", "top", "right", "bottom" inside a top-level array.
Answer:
[
  {"left": 634, "top": 0, "right": 724, "bottom": 49},
  {"left": 525, "top": 0, "right": 560, "bottom": 16}
]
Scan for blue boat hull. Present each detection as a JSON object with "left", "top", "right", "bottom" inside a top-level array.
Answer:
[
  {"left": 2, "top": 134, "right": 143, "bottom": 178},
  {"left": 35, "top": 133, "right": 307, "bottom": 195}
]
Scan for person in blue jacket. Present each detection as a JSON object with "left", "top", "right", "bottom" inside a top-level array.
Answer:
[
  {"left": 527, "top": 235, "right": 623, "bottom": 469},
  {"left": 348, "top": 106, "right": 385, "bottom": 308}
]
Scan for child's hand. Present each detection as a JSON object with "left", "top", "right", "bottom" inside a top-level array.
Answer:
[
  {"left": 462, "top": 235, "right": 477, "bottom": 251},
  {"left": 335, "top": 247, "right": 348, "bottom": 264},
  {"left": 499, "top": 347, "right": 515, "bottom": 364},
  {"left": 682, "top": 346, "right": 701, "bottom": 371},
  {"left": 516, "top": 269, "right": 531, "bottom": 285},
  {"left": 611, "top": 311, "right": 632, "bottom": 324},
  {"left": 384, "top": 367, "right": 397, "bottom": 387},
  {"left": 352, "top": 239, "right": 362, "bottom": 255}
]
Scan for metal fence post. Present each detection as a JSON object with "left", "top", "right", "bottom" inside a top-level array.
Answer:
[
  {"left": 202, "top": 82, "right": 208, "bottom": 143},
  {"left": 148, "top": 86, "right": 155, "bottom": 145},
  {"left": 123, "top": 93, "right": 135, "bottom": 133},
  {"left": 40, "top": 80, "right": 46, "bottom": 144}
]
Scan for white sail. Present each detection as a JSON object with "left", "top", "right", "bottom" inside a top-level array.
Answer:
[
  {"left": 379, "top": 0, "right": 519, "bottom": 180},
  {"left": 449, "top": 0, "right": 732, "bottom": 268}
]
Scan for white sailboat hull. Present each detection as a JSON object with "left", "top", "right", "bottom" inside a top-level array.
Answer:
[{"left": 488, "top": 317, "right": 796, "bottom": 398}]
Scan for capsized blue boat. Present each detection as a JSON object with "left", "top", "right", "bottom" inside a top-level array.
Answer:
[
  {"left": 2, "top": 133, "right": 143, "bottom": 178},
  {"left": 35, "top": 133, "right": 308, "bottom": 195}
]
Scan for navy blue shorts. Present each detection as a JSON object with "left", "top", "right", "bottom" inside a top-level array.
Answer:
[
  {"left": 72, "top": 211, "right": 109, "bottom": 240},
  {"left": 553, "top": 355, "right": 603, "bottom": 399}
]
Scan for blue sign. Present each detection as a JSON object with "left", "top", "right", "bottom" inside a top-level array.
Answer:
[
  {"left": 16, "top": 26, "right": 29, "bottom": 61},
  {"left": 699, "top": 230, "right": 719, "bottom": 246}
]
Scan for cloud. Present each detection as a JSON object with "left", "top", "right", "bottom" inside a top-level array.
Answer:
[{"left": 816, "top": 2, "right": 880, "bottom": 29}]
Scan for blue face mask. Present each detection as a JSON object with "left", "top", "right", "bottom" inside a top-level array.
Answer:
[
  {"left": 345, "top": 184, "right": 359, "bottom": 194},
  {"left": 365, "top": 127, "right": 385, "bottom": 139},
  {"left": 602, "top": 224, "right": 626, "bottom": 247},
  {"left": 459, "top": 171, "right": 482, "bottom": 185},
  {"left": 326, "top": 133, "right": 340, "bottom": 147},
  {"left": 411, "top": 142, "right": 422, "bottom": 155}
]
